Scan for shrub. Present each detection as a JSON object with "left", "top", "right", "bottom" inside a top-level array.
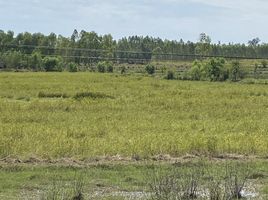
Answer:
[
  {"left": 97, "top": 61, "right": 113, "bottom": 73},
  {"left": 57, "top": 61, "right": 65, "bottom": 72},
  {"left": 106, "top": 64, "right": 114, "bottom": 73},
  {"left": 166, "top": 70, "right": 175, "bottom": 80},
  {"left": 189, "top": 60, "right": 203, "bottom": 80},
  {"left": 97, "top": 62, "right": 106, "bottom": 73},
  {"left": 160, "top": 66, "right": 167, "bottom": 74},
  {"left": 261, "top": 60, "right": 267, "bottom": 68},
  {"left": 145, "top": 64, "right": 155, "bottom": 75},
  {"left": 68, "top": 62, "right": 78, "bottom": 72},
  {"left": 205, "top": 58, "right": 228, "bottom": 81},
  {"left": 43, "top": 57, "right": 61, "bottom": 72},
  {"left": 121, "top": 66, "right": 127, "bottom": 74},
  {"left": 190, "top": 66, "right": 202, "bottom": 80}
]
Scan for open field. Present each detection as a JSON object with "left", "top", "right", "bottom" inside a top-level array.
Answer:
[
  {"left": 1, "top": 6, "right": 268, "bottom": 199},
  {"left": 1, "top": 72, "right": 268, "bottom": 199},
  {"left": 1, "top": 72, "right": 268, "bottom": 159}
]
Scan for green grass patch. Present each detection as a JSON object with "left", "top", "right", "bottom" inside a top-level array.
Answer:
[{"left": 0, "top": 72, "right": 268, "bottom": 159}]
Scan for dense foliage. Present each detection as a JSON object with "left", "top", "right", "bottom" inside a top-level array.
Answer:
[
  {"left": 0, "top": 30, "right": 268, "bottom": 71},
  {"left": 188, "top": 58, "right": 229, "bottom": 81}
]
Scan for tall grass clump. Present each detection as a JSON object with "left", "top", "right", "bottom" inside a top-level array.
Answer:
[
  {"left": 73, "top": 91, "right": 113, "bottom": 100},
  {"left": 38, "top": 91, "right": 69, "bottom": 98},
  {"left": 148, "top": 162, "right": 254, "bottom": 200},
  {"left": 149, "top": 164, "right": 205, "bottom": 200},
  {"left": 41, "top": 174, "right": 85, "bottom": 200}
]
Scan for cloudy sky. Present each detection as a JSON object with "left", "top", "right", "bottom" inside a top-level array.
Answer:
[{"left": 0, "top": 0, "right": 267, "bottom": 43}]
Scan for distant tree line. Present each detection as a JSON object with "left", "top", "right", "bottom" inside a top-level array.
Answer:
[{"left": 0, "top": 30, "right": 267, "bottom": 71}]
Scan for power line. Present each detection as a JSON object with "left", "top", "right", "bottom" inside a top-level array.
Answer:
[{"left": 0, "top": 44, "right": 267, "bottom": 60}]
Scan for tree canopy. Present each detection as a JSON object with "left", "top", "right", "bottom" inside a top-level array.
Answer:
[{"left": 0, "top": 30, "right": 267, "bottom": 70}]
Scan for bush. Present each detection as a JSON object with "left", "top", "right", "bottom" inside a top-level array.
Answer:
[
  {"left": 205, "top": 58, "right": 228, "bottom": 81},
  {"left": 97, "top": 62, "right": 106, "bottom": 73},
  {"left": 261, "top": 60, "right": 267, "bottom": 68},
  {"left": 166, "top": 70, "right": 175, "bottom": 80},
  {"left": 107, "top": 64, "right": 114, "bottom": 73},
  {"left": 43, "top": 57, "right": 61, "bottom": 72},
  {"left": 160, "top": 66, "right": 167, "bottom": 74},
  {"left": 97, "top": 61, "right": 113, "bottom": 73},
  {"left": 145, "top": 64, "right": 155, "bottom": 75},
  {"left": 68, "top": 62, "right": 78, "bottom": 72},
  {"left": 189, "top": 60, "right": 203, "bottom": 80},
  {"left": 188, "top": 58, "right": 229, "bottom": 81},
  {"left": 121, "top": 66, "right": 127, "bottom": 74},
  {"left": 190, "top": 66, "right": 202, "bottom": 80}
]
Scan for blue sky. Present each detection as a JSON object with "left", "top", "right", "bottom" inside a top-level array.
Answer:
[{"left": 0, "top": 0, "right": 267, "bottom": 43}]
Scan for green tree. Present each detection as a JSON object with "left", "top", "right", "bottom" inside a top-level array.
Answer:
[
  {"left": 204, "top": 58, "right": 228, "bottom": 81},
  {"left": 101, "top": 34, "right": 116, "bottom": 58},
  {"left": 29, "top": 51, "right": 43, "bottom": 71},
  {"left": 195, "top": 33, "right": 212, "bottom": 56},
  {"left": 248, "top": 38, "right": 260, "bottom": 46},
  {"left": 229, "top": 61, "right": 241, "bottom": 82},
  {"left": 152, "top": 47, "right": 163, "bottom": 60},
  {"left": 2, "top": 51, "right": 24, "bottom": 69}
]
